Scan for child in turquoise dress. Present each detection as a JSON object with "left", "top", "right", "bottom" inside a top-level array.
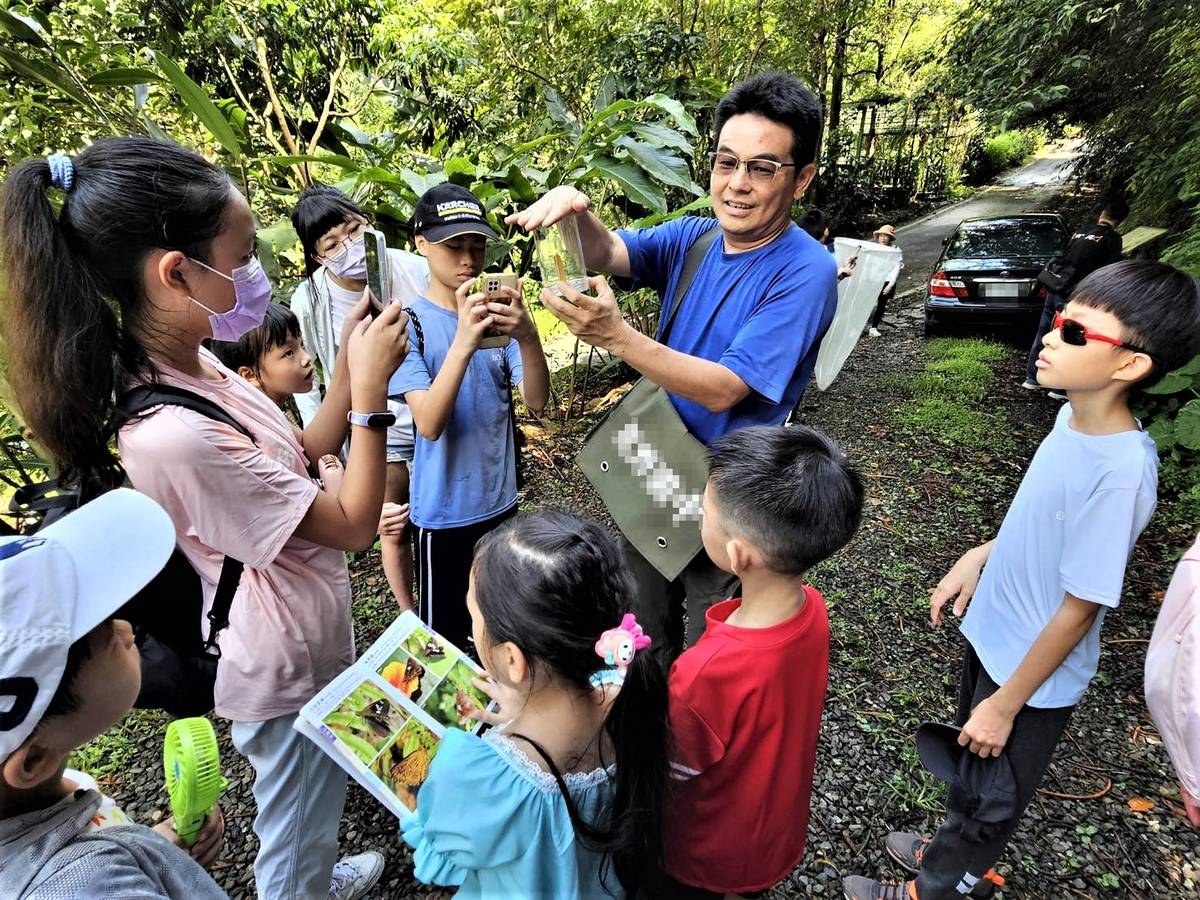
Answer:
[{"left": 400, "top": 511, "right": 669, "bottom": 899}]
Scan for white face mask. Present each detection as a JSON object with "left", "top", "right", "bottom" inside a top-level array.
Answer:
[{"left": 321, "top": 236, "right": 367, "bottom": 280}]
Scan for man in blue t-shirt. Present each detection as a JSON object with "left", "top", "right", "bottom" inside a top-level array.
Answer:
[{"left": 508, "top": 71, "right": 837, "bottom": 658}]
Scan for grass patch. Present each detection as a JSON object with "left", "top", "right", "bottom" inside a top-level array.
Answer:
[
  {"left": 925, "top": 337, "right": 1007, "bottom": 364},
  {"left": 71, "top": 708, "right": 168, "bottom": 782},
  {"left": 895, "top": 338, "right": 1009, "bottom": 450}
]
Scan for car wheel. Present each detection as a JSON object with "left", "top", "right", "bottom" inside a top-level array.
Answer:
[{"left": 923, "top": 314, "right": 940, "bottom": 339}]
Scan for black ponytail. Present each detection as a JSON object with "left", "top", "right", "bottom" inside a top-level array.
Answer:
[
  {"left": 473, "top": 511, "right": 670, "bottom": 898},
  {"left": 0, "top": 137, "right": 233, "bottom": 488}
]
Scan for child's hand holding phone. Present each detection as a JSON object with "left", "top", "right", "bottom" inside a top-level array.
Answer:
[
  {"left": 484, "top": 277, "right": 536, "bottom": 344},
  {"left": 450, "top": 278, "right": 495, "bottom": 354}
]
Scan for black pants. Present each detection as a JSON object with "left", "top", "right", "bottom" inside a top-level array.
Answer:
[
  {"left": 1024, "top": 291, "right": 1065, "bottom": 383},
  {"left": 916, "top": 644, "right": 1075, "bottom": 900},
  {"left": 621, "top": 539, "right": 740, "bottom": 666},
  {"left": 870, "top": 283, "right": 897, "bottom": 328},
  {"left": 415, "top": 507, "right": 516, "bottom": 650}
]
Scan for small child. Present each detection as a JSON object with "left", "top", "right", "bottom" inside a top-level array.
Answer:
[
  {"left": 389, "top": 183, "right": 550, "bottom": 647},
  {"left": 210, "top": 303, "right": 410, "bottom": 540},
  {"left": 400, "top": 510, "right": 669, "bottom": 899},
  {"left": 209, "top": 302, "right": 315, "bottom": 425},
  {"left": 663, "top": 424, "right": 864, "bottom": 898},
  {"left": 844, "top": 260, "right": 1200, "bottom": 900},
  {"left": 0, "top": 489, "right": 226, "bottom": 898}
]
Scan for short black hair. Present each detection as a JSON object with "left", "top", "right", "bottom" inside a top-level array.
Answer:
[
  {"left": 714, "top": 71, "right": 823, "bottom": 167},
  {"left": 292, "top": 184, "right": 365, "bottom": 278},
  {"left": 799, "top": 208, "right": 829, "bottom": 242},
  {"left": 1070, "top": 259, "right": 1200, "bottom": 389},
  {"left": 208, "top": 302, "right": 301, "bottom": 373},
  {"left": 40, "top": 628, "right": 97, "bottom": 724},
  {"left": 708, "top": 425, "right": 864, "bottom": 576},
  {"left": 1102, "top": 195, "right": 1130, "bottom": 222}
]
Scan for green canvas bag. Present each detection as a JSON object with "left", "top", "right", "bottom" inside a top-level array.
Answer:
[{"left": 576, "top": 224, "right": 721, "bottom": 579}]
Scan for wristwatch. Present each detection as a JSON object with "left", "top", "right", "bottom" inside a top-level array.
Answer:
[{"left": 347, "top": 410, "right": 397, "bottom": 429}]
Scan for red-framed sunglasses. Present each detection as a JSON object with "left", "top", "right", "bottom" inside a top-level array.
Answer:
[{"left": 1052, "top": 312, "right": 1152, "bottom": 356}]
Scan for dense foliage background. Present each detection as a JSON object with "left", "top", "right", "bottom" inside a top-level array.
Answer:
[{"left": 0, "top": 0, "right": 1197, "bottom": 514}]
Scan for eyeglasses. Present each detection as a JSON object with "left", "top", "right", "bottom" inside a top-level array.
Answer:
[
  {"left": 707, "top": 151, "right": 796, "bottom": 183},
  {"left": 1052, "top": 312, "right": 1151, "bottom": 355}
]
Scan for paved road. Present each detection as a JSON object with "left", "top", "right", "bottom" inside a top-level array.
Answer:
[{"left": 892, "top": 139, "right": 1081, "bottom": 296}]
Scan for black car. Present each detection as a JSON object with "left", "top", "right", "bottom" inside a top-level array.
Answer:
[{"left": 924, "top": 213, "right": 1068, "bottom": 335}]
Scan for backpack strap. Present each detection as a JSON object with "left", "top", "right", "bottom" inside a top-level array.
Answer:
[
  {"left": 110, "top": 384, "right": 255, "bottom": 442},
  {"left": 659, "top": 223, "right": 721, "bottom": 344},
  {"left": 110, "top": 384, "right": 253, "bottom": 659},
  {"left": 402, "top": 306, "right": 425, "bottom": 356}
]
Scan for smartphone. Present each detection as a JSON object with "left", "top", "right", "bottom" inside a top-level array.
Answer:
[
  {"left": 363, "top": 229, "right": 390, "bottom": 314},
  {"left": 478, "top": 273, "right": 518, "bottom": 349}
]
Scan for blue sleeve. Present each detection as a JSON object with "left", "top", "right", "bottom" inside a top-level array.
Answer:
[
  {"left": 1060, "top": 487, "right": 1157, "bottom": 607},
  {"left": 388, "top": 320, "right": 432, "bottom": 400},
  {"left": 718, "top": 250, "right": 838, "bottom": 403},
  {"left": 505, "top": 336, "right": 524, "bottom": 387},
  {"left": 400, "top": 731, "right": 539, "bottom": 886},
  {"left": 615, "top": 216, "right": 715, "bottom": 295}
]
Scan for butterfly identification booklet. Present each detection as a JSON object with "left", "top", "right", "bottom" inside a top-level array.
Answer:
[{"left": 294, "top": 611, "right": 491, "bottom": 819}]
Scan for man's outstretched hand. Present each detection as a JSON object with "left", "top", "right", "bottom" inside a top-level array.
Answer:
[{"left": 540, "top": 275, "right": 631, "bottom": 354}]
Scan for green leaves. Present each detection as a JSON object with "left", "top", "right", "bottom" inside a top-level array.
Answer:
[
  {"left": 645, "top": 93, "right": 697, "bottom": 136},
  {"left": 0, "top": 9, "right": 47, "bottom": 48},
  {"left": 589, "top": 155, "right": 666, "bottom": 212},
  {"left": 613, "top": 136, "right": 702, "bottom": 194},
  {"left": 0, "top": 47, "right": 91, "bottom": 106},
  {"left": 87, "top": 68, "right": 162, "bottom": 86},
  {"left": 1175, "top": 399, "right": 1200, "bottom": 452},
  {"left": 152, "top": 52, "right": 242, "bottom": 161}
]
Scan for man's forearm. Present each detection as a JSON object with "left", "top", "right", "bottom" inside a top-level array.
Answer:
[
  {"left": 576, "top": 211, "right": 630, "bottom": 277},
  {"left": 611, "top": 327, "right": 749, "bottom": 413},
  {"left": 990, "top": 593, "right": 1100, "bottom": 714}
]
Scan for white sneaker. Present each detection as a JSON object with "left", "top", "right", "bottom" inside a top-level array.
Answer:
[
  {"left": 1047, "top": 390, "right": 1067, "bottom": 401},
  {"left": 329, "top": 851, "right": 385, "bottom": 900},
  {"left": 868, "top": 327, "right": 882, "bottom": 338},
  {"left": 1020, "top": 380, "right": 1039, "bottom": 390}
]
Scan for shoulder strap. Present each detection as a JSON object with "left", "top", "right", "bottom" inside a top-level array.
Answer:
[
  {"left": 110, "top": 384, "right": 255, "bottom": 442},
  {"left": 660, "top": 223, "right": 721, "bottom": 344},
  {"left": 508, "top": 732, "right": 599, "bottom": 840},
  {"left": 111, "top": 384, "right": 250, "bottom": 655},
  {"left": 402, "top": 306, "right": 425, "bottom": 356}
]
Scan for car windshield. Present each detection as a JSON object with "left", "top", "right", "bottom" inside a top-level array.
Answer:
[{"left": 946, "top": 221, "right": 1065, "bottom": 259}]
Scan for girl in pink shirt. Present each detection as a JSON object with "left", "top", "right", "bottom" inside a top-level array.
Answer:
[{"left": 0, "top": 138, "right": 408, "bottom": 900}]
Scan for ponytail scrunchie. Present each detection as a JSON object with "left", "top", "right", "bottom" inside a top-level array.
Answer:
[{"left": 48, "top": 153, "right": 74, "bottom": 192}]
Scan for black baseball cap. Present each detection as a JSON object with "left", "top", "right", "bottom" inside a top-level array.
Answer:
[{"left": 413, "top": 184, "right": 500, "bottom": 243}]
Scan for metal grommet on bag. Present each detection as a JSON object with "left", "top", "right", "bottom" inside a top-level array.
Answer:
[
  {"left": 656, "top": 536, "right": 668, "bottom": 549},
  {"left": 600, "top": 461, "right": 609, "bottom": 472}
]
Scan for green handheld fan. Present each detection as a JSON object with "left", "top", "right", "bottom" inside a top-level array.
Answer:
[{"left": 163, "top": 717, "right": 227, "bottom": 846}]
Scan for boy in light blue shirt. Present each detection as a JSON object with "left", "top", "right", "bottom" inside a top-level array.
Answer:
[
  {"left": 388, "top": 184, "right": 549, "bottom": 649},
  {"left": 845, "top": 260, "right": 1200, "bottom": 900}
]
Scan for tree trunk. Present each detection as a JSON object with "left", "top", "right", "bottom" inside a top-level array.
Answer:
[{"left": 824, "top": 19, "right": 851, "bottom": 179}]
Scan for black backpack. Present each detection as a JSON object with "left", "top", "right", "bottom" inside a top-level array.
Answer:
[{"left": 4, "top": 385, "right": 249, "bottom": 718}]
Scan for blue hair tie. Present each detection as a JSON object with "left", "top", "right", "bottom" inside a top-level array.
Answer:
[{"left": 48, "top": 153, "right": 74, "bottom": 192}]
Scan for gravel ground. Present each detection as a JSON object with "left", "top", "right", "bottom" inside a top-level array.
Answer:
[
  {"left": 96, "top": 297, "right": 1200, "bottom": 899},
  {"left": 89, "top": 170, "right": 1199, "bottom": 895}
]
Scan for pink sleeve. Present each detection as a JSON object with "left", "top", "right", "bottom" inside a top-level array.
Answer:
[
  {"left": 119, "top": 407, "right": 318, "bottom": 569},
  {"left": 1145, "top": 541, "right": 1200, "bottom": 799}
]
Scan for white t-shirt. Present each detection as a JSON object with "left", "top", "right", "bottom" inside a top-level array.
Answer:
[{"left": 961, "top": 403, "right": 1158, "bottom": 708}]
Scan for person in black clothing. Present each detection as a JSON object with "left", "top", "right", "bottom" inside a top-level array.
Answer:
[{"left": 1023, "top": 197, "right": 1129, "bottom": 391}]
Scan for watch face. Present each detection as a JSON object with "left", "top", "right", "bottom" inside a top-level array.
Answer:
[{"left": 368, "top": 413, "right": 397, "bottom": 428}]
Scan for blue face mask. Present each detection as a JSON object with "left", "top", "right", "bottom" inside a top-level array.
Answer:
[{"left": 188, "top": 257, "right": 273, "bottom": 342}]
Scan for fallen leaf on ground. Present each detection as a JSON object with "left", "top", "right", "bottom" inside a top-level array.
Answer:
[{"left": 1129, "top": 797, "right": 1155, "bottom": 813}]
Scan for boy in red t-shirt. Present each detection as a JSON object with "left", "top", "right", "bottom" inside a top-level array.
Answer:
[{"left": 663, "top": 425, "right": 865, "bottom": 898}]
